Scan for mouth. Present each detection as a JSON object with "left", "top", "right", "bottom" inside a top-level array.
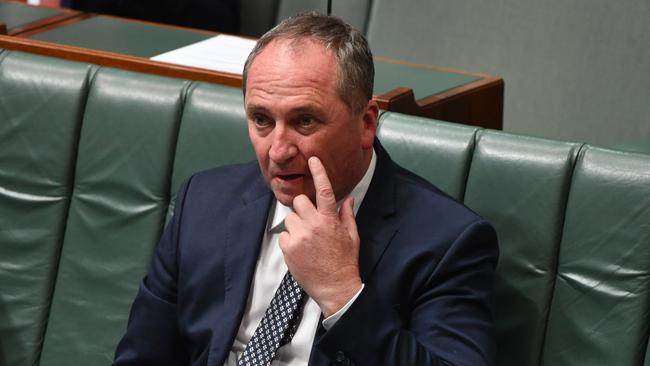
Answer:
[{"left": 277, "top": 173, "right": 305, "bottom": 181}]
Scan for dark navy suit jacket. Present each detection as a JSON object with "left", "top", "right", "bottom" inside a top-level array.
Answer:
[{"left": 114, "top": 143, "right": 498, "bottom": 366}]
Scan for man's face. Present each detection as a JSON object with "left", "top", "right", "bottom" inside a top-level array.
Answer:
[{"left": 245, "top": 39, "right": 377, "bottom": 207}]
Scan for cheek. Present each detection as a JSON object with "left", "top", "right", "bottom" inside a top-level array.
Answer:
[
  {"left": 291, "top": 138, "right": 316, "bottom": 160},
  {"left": 316, "top": 148, "right": 350, "bottom": 180},
  {"left": 252, "top": 141, "right": 267, "bottom": 159},
  {"left": 248, "top": 130, "right": 267, "bottom": 153},
  {"left": 249, "top": 135, "right": 269, "bottom": 168}
]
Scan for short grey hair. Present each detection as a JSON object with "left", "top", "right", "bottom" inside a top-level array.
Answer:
[{"left": 242, "top": 12, "right": 374, "bottom": 114}]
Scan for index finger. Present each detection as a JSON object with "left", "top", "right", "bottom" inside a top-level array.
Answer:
[{"left": 308, "top": 156, "right": 337, "bottom": 216}]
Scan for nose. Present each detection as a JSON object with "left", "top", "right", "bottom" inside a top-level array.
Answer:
[{"left": 268, "top": 125, "right": 298, "bottom": 164}]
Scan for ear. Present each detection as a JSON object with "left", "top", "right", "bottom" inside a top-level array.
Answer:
[{"left": 360, "top": 100, "right": 379, "bottom": 149}]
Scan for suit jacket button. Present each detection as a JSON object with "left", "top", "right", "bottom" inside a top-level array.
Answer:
[{"left": 335, "top": 350, "right": 346, "bottom": 362}]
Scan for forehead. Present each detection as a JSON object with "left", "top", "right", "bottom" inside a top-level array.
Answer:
[
  {"left": 246, "top": 39, "right": 339, "bottom": 95},
  {"left": 254, "top": 37, "right": 335, "bottom": 67}
]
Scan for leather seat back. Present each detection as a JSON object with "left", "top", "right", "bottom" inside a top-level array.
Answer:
[
  {"left": 0, "top": 50, "right": 91, "bottom": 366},
  {"left": 169, "top": 82, "right": 254, "bottom": 216},
  {"left": 379, "top": 113, "right": 650, "bottom": 366},
  {"left": 2, "top": 49, "right": 650, "bottom": 366},
  {"left": 464, "top": 131, "right": 581, "bottom": 366},
  {"left": 377, "top": 112, "right": 478, "bottom": 201},
  {"left": 38, "top": 68, "right": 189, "bottom": 365},
  {"left": 541, "top": 147, "right": 650, "bottom": 365}
]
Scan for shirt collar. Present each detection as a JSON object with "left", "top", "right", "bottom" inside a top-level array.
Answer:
[{"left": 268, "top": 149, "right": 377, "bottom": 233}]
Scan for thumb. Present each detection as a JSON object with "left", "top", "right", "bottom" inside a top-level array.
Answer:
[{"left": 339, "top": 197, "right": 358, "bottom": 239}]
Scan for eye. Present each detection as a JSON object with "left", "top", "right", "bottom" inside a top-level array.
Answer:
[
  {"left": 251, "top": 114, "right": 272, "bottom": 128},
  {"left": 299, "top": 115, "right": 315, "bottom": 127}
]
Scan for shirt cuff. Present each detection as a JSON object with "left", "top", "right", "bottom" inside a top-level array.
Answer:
[{"left": 321, "top": 284, "right": 365, "bottom": 330}]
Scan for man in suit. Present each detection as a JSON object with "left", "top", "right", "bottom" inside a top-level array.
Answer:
[{"left": 114, "top": 13, "right": 498, "bottom": 366}]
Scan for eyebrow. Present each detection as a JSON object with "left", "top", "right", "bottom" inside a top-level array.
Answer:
[
  {"left": 288, "top": 104, "right": 326, "bottom": 116},
  {"left": 245, "top": 104, "right": 271, "bottom": 115},
  {"left": 245, "top": 104, "right": 326, "bottom": 117}
]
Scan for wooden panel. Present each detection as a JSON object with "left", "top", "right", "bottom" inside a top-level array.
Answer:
[
  {"left": 0, "top": 34, "right": 242, "bottom": 87},
  {"left": 375, "top": 57, "right": 503, "bottom": 129}
]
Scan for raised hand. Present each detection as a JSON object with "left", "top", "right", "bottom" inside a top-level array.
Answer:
[{"left": 279, "top": 156, "right": 363, "bottom": 318}]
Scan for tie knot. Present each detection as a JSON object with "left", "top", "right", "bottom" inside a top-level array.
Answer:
[{"left": 270, "top": 219, "right": 285, "bottom": 234}]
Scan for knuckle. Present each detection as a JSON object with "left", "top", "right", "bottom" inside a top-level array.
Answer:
[
  {"left": 317, "top": 186, "right": 335, "bottom": 200},
  {"left": 299, "top": 230, "right": 313, "bottom": 243}
]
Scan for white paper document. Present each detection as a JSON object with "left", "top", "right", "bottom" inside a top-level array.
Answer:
[{"left": 151, "top": 35, "right": 257, "bottom": 75}]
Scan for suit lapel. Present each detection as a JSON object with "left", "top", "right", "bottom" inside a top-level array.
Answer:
[
  {"left": 355, "top": 141, "right": 399, "bottom": 281},
  {"left": 212, "top": 175, "right": 273, "bottom": 363}
]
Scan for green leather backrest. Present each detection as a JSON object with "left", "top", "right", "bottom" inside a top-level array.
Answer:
[
  {"left": 169, "top": 81, "right": 254, "bottom": 216},
  {"left": 464, "top": 131, "right": 581, "bottom": 366},
  {"left": 0, "top": 50, "right": 90, "bottom": 366},
  {"left": 377, "top": 111, "right": 478, "bottom": 201},
  {"left": 541, "top": 147, "right": 650, "bottom": 365},
  {"left": 377, "top": 114, "right": 650, "bottom": 365},
  {"left": 37, "top": 69, "right": 188, "bottom": 366},
  {"left": 2, "top": 49, "right": 650, "bottom": 366}
]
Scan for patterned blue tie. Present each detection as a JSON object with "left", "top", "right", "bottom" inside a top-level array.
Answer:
[{"left": 237, "top": 271, "right": 306, "bottom": 366}]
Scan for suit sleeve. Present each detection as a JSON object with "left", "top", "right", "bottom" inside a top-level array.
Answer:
[
  {"left": 112, "top": 178, "right": 193, "bottom": 366},
  {"left": 314, "top": 220, "right": 498, "bottom": 366}
]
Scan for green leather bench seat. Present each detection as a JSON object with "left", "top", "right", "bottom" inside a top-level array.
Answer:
[
  {"left": 376, "top": 113, "right": 479, "bottom": 201},
  {"left": 170, "top": 82, "right": 255, "bottom": 216},
  {"left": 463, "top": 132, "right": 580, "bottom": 366},
  {"left": 542, "top": 147, "right": 650, "bottom": 365},
  {"left": 0, "top": 50, "right": 89, "bottom": 366},
  {"left": 39, "top": 69, "right": 189, "bottom": 365},
  {"left": 1, "top": 49, "right": 650, "bottom": 366}
]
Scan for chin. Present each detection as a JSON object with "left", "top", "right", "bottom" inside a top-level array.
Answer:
[
  {"left": 273, "top": 191, "right": 298, "bottom": 207},
  {"left": 273, "top": 190, "right": 316, "bottom": 208}
]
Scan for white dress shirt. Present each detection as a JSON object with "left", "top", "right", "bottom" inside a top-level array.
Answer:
[{"left": 224, "top": 150, "right": 377, "bottom": 365}]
